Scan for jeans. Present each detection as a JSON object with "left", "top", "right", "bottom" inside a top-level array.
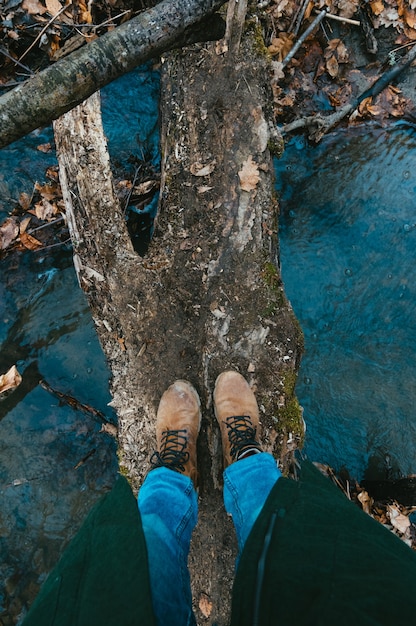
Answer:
[{"left": 138, "top": 452, "right": 282, "bottom": 626}]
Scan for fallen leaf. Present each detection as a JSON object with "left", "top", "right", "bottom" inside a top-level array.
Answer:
[
  {"left": 388, "top": 504, "right": 411, "bottom": 534},
  {"left": 45, "top": 0, "right": 62, "bottom": 15},
  {"left": 20, "top": 217, "right": 32, "bottom": 234},
  {"left": 0, "top": 217, "right": 19, "bottom": 250},
  {"left": 370, "top": 0, "right": 384, "bottom": 15},
  {"left": 197, "top": 185, "right": 213, "bottom": 194},
  {"left": 35, "top": 181, "right": 60, "bottom": 201},
  {"left": 35, "top": 198, "right": 58, "bottom": 220},
  {"left": 337, "top": 0, "right": 359, "bottom": 18},
  {"left": 268, "top": 32, "right": 294, "bottom": 62},
  {"left": 326, "top": 55, "right": 339, "bottom": 78},
  {"left": 190, "top": 161, "right": 216, "bottom": 177},
  {"left": 19, "top": 192, "right": 32, "bottom": 210},
  {"left": 357, "top": 489, "right": 373, "bottom": 514},
  {"left": 22, "top": 0, "right": 47, "bottom": 14},
  {"left": 36, "top": 142, "right": 53, "bottom": 153},
  {"left": 20, "top": 232, "right": 43, "bottom": 250},
  {"left": 100, "top": 422, "right": 118, "bottom": 437},
  {"left": 198, "top": 593, "right": 213, "bottom": 618},
  {"left": 133, "top": 180, "right": 159, "bottom": 195},
  {"left": 238, "top": 155, "right": 260, "bottom": 192},
  {"left": 0, "top": 365, "right": 22, "bottom": 394}
]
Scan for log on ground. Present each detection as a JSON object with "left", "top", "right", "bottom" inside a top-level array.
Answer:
[{"left": 53, "top": 21, "right": 304, "bottom": 626}]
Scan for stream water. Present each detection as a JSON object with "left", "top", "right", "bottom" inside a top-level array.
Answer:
[
  {"left": 0, "top": 66, "right": 159, "bottom": 625},
  {"left": 275, "top": 124, "right": 416, "bottom": 482},
  {"left": 1, "top": 63, "right": 415, "bottom": 624}
]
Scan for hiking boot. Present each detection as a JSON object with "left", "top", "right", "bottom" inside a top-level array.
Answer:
[
  {"left": 150, "top": 380, "right": 201, "bottom": 487},
  {"left": 213, "top": 370, "right": 263, "bottom": 468}
]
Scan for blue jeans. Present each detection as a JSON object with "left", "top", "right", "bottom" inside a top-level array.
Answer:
[{"left": 138, "top": 453, "right": 282, "bottom": 626}]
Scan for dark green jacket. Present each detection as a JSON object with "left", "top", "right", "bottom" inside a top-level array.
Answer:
[
  {"left": 231, "top": 461, "right": 416, "bottom": 625},
  {"left": 22, "top": 476, "right": 156, "bottom": 626},
  {"left": 23, "top": 464, "right": 416, "bottom": 626}
]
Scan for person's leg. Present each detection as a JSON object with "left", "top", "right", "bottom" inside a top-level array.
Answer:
[
  {"left": 214, "top": 371, "right": 282, "bottom": 552},
  {"left": 138, "top": 467, "right": 198, "bottom": 626},
  {"left": 223, "top": 452, "right": 281, "bottom": 551},
  {"left": 138, "top": 380, "right": 201, "bottom": 626}
]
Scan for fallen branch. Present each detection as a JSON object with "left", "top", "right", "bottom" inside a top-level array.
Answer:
[
  {"left": 281, "top": 42, "right": 416, "bottom": 141},
  {"left": 0, "top": 0, "right": 226, "bottom": 149},
  {"left": 40, "top": 379, "right": 116, "bottom": 430}
]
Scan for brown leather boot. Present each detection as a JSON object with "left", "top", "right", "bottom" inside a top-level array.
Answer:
[
  {"left": 150, "top": 380, "right": 201, "bottom": 487},
  {"left": 213, "top": 370, "right": 263, "bottom": 468}
]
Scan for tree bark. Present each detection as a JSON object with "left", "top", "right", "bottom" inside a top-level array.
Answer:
[
  {"left": 0, "top": 0, "right": 226, "bottom": 149},
  {"left": 53, "top": 8, "right": 304, "bottom": 624}
]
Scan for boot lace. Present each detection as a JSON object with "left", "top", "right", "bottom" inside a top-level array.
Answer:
[
  {"left": 150, "top": 429, "right": 190, "bottom": 472},
  {"left": 224, "top": 415, "right": 260, "bottom": 461}
]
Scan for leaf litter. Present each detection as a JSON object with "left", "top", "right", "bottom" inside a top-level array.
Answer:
[{"left": 260, "top": 0, "right": 416, "bottom": 134}]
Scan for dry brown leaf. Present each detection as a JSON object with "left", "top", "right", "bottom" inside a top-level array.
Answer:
[
  {"left": 0, "top": 365, "right": 22, "bottom": 394},
  {"left": 0, "top": 217, "right": 19, "bottom": 250},
  {"left": 45, "top": 0, "right": 62, "bottom": 15},
  {"left": 22, "top": 0, "right": 47, "bottom": 14},
  {"left": 37, "top": 142, "right": 53, "bottom": 153},
  {"left": 388, "top": 504, "right": 411, "bottom": 534},
  {"left": 77, "top": 0, "right": 92, "bottom": 23},
  {"left": 337, "top": 0, "right": 359, "bottom": 18},
  {"left": 100, "top": 422, "right": 118, "bottom": 437},
  {"left": 35, "top": 181, "right": 59, "bottom": 201},
  {"left": 326, "top": 55, "right": 339, "bottom": 78},
  {"left": 404, "top": 7, "right": 416, "bottom": 28},
  {"left": 357, "top": 489, "right": 373, "bottom": 514},
  {"left": 198, "top": 593, "right": 213, "bottom": 618},
  {"left": 238, "top": 155, "right": 260, "bottom": 192},
  {"left": 268, "top": 32, "right": 294, "bottom": 61},
  {"left": 19, "top": 192, "right": 32, "bottom": 210},
  {"left": 34, "top": 198, "right": 58, "bottom": 221},
  {"left": 20, "top": 232, "right": 43, "bottom": 250},
  {"left": 190, "top": 161, "right": 216, "bottom": 177},
  {"left": 20, "top": 217, "right": 32, "bottom": 234},
  {"left": 133, "top": 180, "right": 159, "bottom": 195},
  {"left": 370, "top": 0, "right": 384, "bottom": 15}
]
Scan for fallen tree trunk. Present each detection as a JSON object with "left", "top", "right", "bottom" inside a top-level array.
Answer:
[
  {"left": 0, "top": 0, "right": 226, "bottom": 149},
  {"left": 53, "top": 7, "right": 304, "bottom": 624}
]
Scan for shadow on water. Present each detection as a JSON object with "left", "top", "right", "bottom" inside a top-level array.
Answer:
[
  {"left": 275, "top": 123, "right": 416, "bottom": 482},
  {"left": 0, "top": 65, "right": 160, "bottom": 624}
]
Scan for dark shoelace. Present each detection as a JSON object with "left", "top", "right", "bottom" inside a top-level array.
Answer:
[
  {"left": 224, "top": 415, "right": 260, "bottom": 460},
  {"left": 150, "top": 429, "right": 190, "bottom": 472}
]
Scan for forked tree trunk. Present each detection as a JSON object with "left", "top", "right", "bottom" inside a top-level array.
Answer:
[{"left": 53, "top": 9, "right": 304, "bottom": 624}]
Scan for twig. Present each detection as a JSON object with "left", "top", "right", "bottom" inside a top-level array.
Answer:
[
  {"left": 33, "top": 237, "right": 72, "bottom": 251},
  {"left": 28, "top": 216, "right": 65, "bottom": 234},
  {"left": 124, "top": 164, "right": 142, "bottom": 214},
  {"left": 290, "top": 0, "right": 310, "bottom": 37},
  {"left": 313, "top": 8, "right": 360, "bottom": 26},
  {"left": 74, "top": 448, "right": 96, "bottom": 469},
  {"left": 39, "top": 379, "right": 115, "bottom": 427},
  {"left": 282, "top": 9, "right": 327, "bottom": 68},
  {"left": 92, "top": 9, "right": 132, "bottom": 31},
  {"left": 18, "top": 3, "right": 73, "bottom": 63},
  {"left": 0, "top": 47, "right": 34, "bottom": 74}
]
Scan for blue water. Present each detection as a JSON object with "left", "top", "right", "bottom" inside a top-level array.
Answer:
[
  {"left": 275, "top": 124, "right": 416, "bottom": 480},
  {"left": 0, "top": 66, "right": 160, "bottom": 623}
]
